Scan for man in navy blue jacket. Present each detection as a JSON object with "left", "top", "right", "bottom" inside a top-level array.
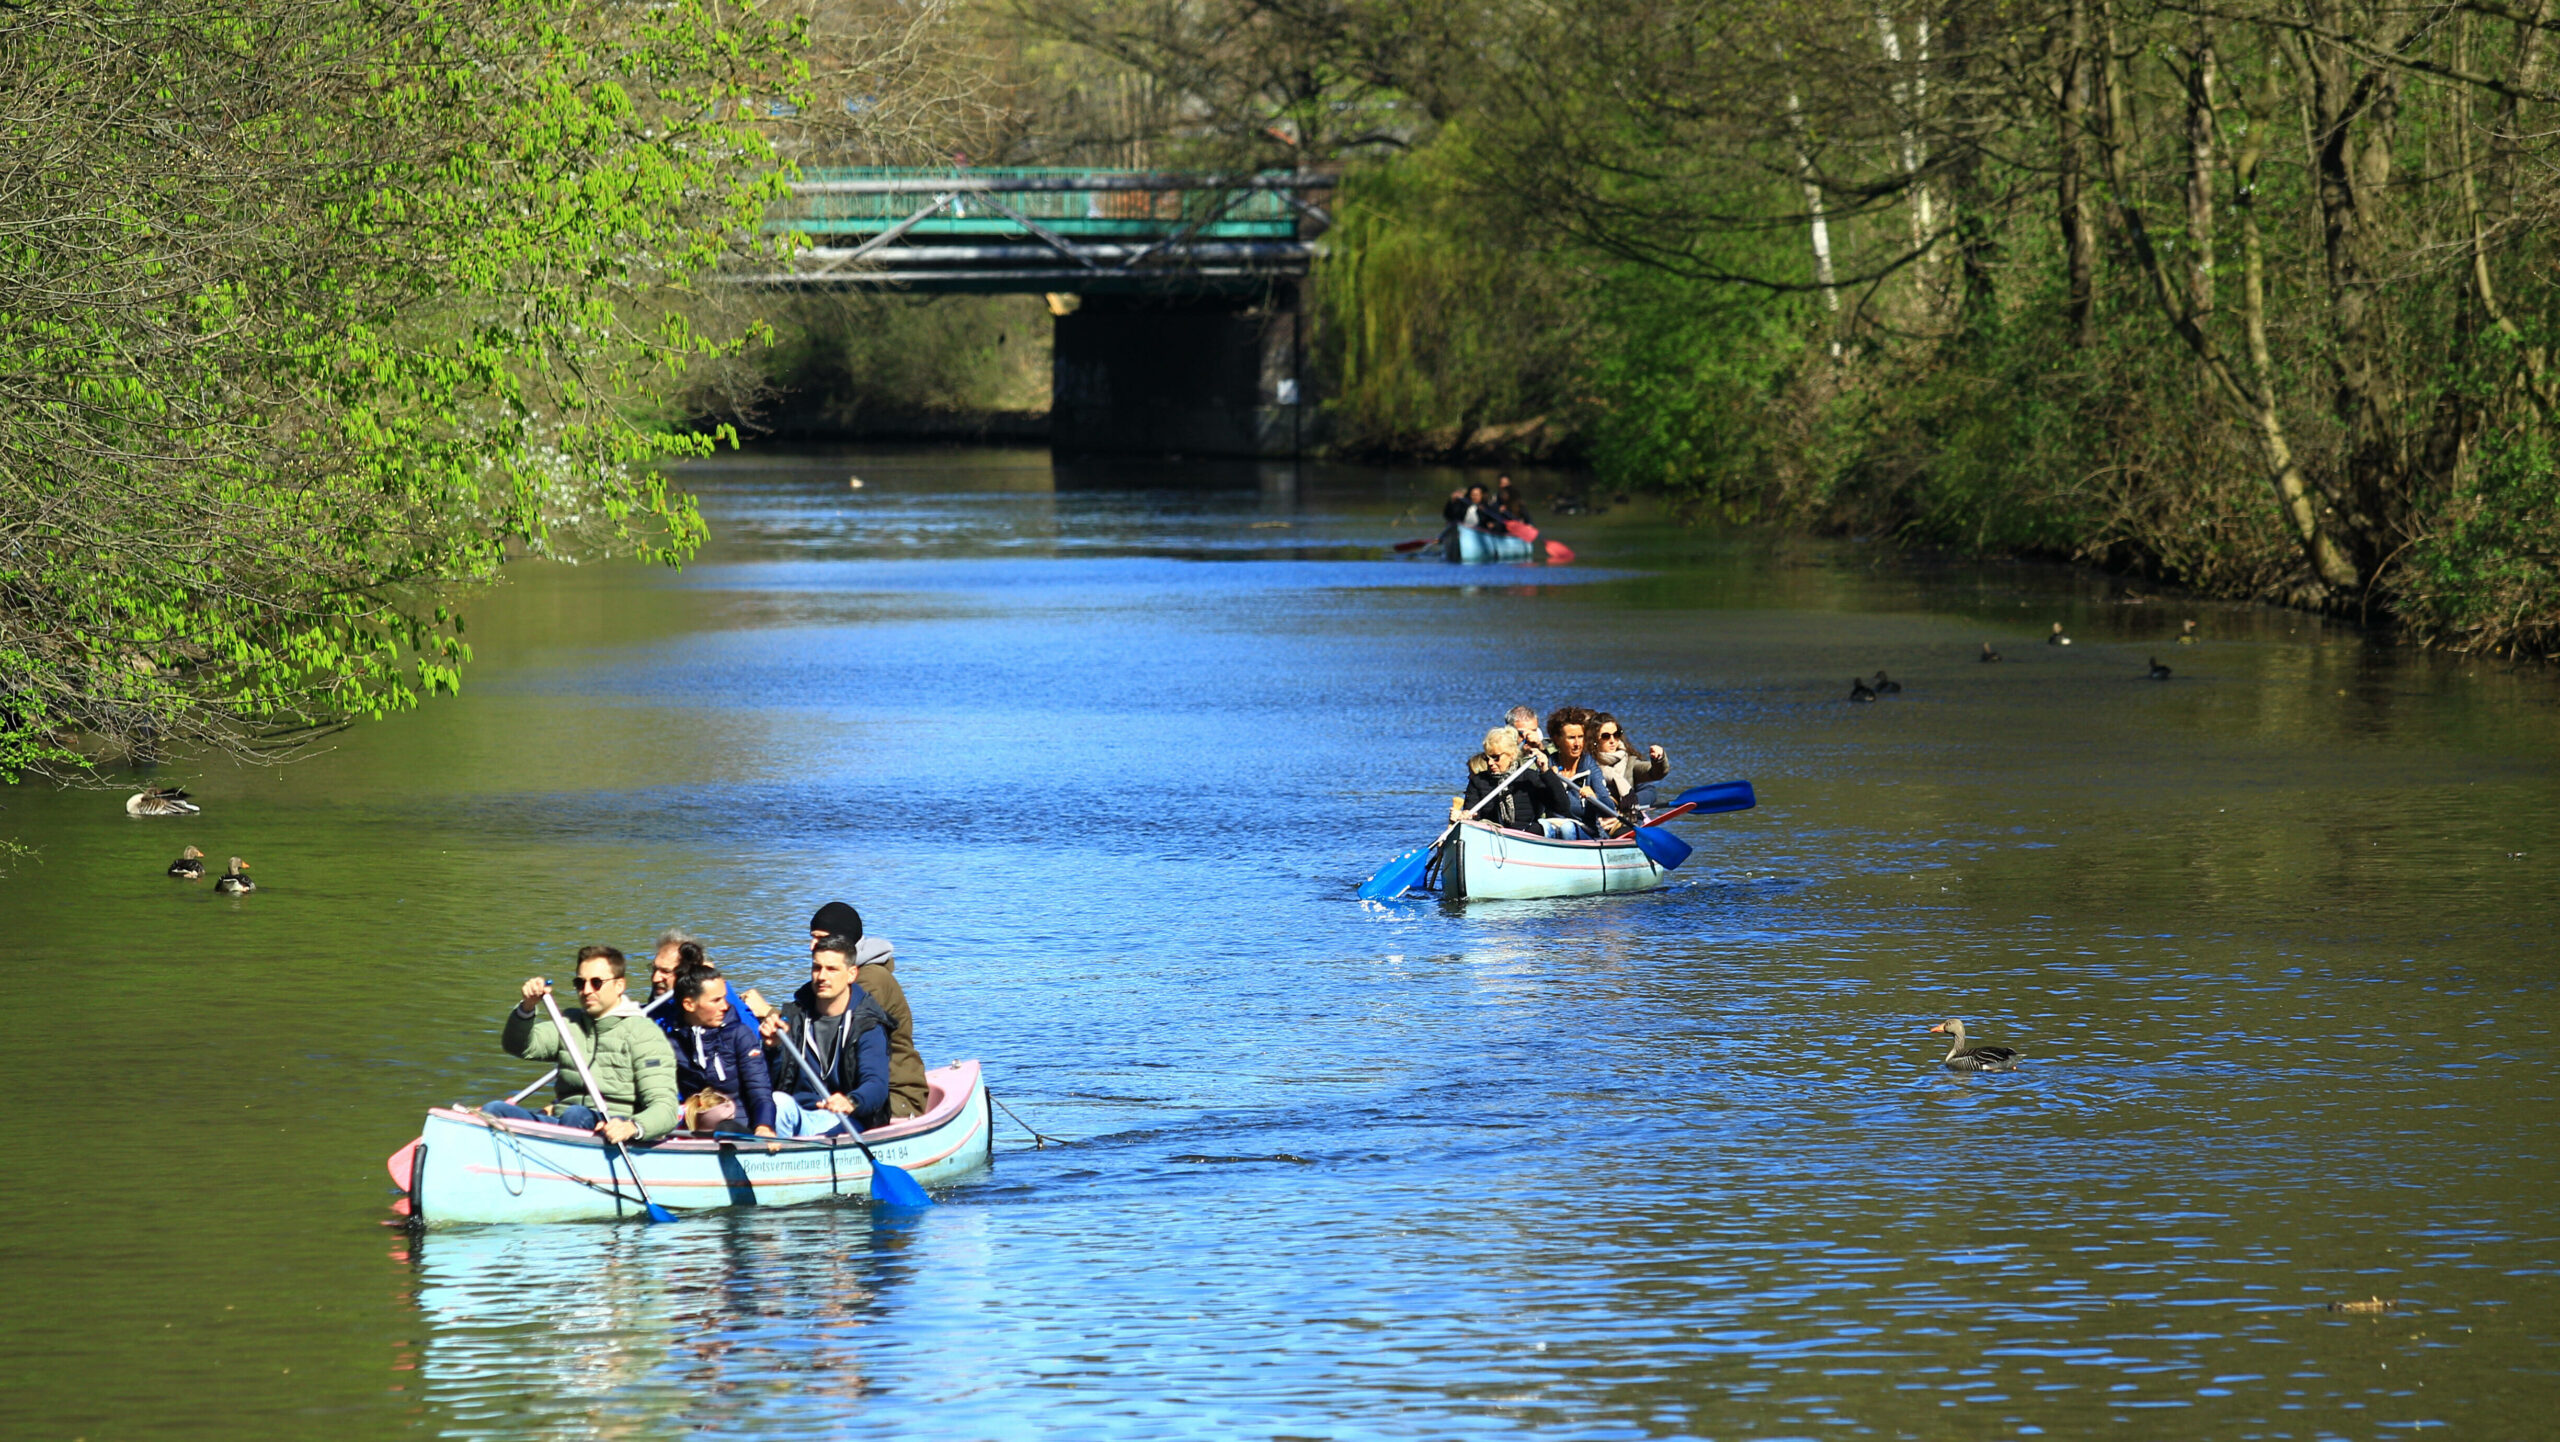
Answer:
[
  {"left": 758, "top": 934, "right": 892, "bottom": 1136},
  {"left": 667, "top": 966, "right": 777, "bottom": 1136}
]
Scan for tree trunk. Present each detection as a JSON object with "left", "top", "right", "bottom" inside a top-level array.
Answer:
[
  {"left": 2297, "top": 0, "right": 2404, "bottom": 562},
  {"left": 1780, "top": 55, "right": 1843, "bottom": 351},
  {"left": 2182, "top": 27, "right": 2218, "bottom": 317},
  {"left": 2090, "top": 10, "right": 2362, "bottom": 594},
  {"left": 2058, "top": 0, "right": 2097, "bottom": 346}
]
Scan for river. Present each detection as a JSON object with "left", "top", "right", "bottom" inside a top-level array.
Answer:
[{"left": 2, "top": 446, "right": 2555, "bottom": 1438}]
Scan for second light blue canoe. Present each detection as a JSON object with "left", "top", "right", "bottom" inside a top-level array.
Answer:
[{"left": 1445, "top": 525, "right": 1535, "bottom": 563}]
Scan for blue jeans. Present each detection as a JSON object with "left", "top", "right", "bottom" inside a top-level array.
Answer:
[
  {"left": 772, "top": 1094, "right": 851, "bottom": 1137},
  {"left": 483, "top": 1100, "right": 604, "bottom": 1130}
]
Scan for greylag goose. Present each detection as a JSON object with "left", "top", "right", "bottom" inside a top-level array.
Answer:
[
  {"left": 1873, "top": 670, "right": 1902, "bottom": 693},
  {"left": 126, "top": 787, "right": 199, "bottom": 816},
  {"left": 2047, "top": 622, "right": 2071, "bottom": 646},
  {"left": 1930, "top": 1019, "right": 2017, "bottom": 1072},
  {"left": 2148, "top": 657, "right": 2173, "bottom": 680},
  {"left": 214, "top": 857, "right": 254, "bottom": 894},
  {"left": 167, "top": 846, "right": 205, "bottom": 879},
  {"left": 1979, "top": 642, "right": 2001, "bottom": 663}
]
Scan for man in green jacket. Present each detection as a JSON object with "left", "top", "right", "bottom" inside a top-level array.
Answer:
[{"left": 483, "top": 945, "right": 681, "bottom": 1143}]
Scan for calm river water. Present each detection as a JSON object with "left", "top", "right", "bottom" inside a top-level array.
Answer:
[{"left": 3, "top": 448, "right": 2557, "bottom": 1439}]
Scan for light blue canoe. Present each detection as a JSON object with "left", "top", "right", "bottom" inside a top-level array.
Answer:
[
  {"left": 409, "top": 1059, "right": 994, "bottom": 1225},
  {"left": 1445, "top": 525, "right": 1535, "bottom": 563},
  {"left": 1441, "top": 820, "right": 1669, "bottom": 900}
]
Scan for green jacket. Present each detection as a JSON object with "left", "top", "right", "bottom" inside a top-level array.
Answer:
[{"left": 502, "top": 998, "right": 682, "bottom": 1141}]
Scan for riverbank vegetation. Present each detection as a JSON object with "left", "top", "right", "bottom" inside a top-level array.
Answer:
[
  {"left": 0, "top": 0, "right": 1024, "bottom": 782},
  {"left": 1011, "top": 0, "right": 2560, "bottom": 656}
]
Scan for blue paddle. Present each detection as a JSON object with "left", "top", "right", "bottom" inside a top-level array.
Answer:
[
  {"left": 1630, "top": 821, "right": 1693, "bottom": 870},
  {"left": 540, "top": 989, "right": 678, "bottom": 1224},
  {"left": 1667, "top": 780, "right": 1757, "bottom": 814},
  {"left": 765, "top": 1021, "right": 934, "bottom": 1208},
  {"left": 1360, "top": 754, "right": 1546, "bottom": 901}
]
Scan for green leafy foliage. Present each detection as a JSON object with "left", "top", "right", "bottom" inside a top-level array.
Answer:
[{"left": 0, "top": 0, "right": 808, "bottom": 780}]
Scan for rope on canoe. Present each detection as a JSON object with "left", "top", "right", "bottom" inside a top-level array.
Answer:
[{"left": 991, "top": 1091, "right": 1067, "bottom": 1149}]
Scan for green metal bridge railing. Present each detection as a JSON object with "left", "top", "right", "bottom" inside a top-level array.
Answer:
[{"left": 771, "top": 167, "right": 1311, "bottom": 240}]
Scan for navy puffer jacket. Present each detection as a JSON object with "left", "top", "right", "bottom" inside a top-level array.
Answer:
[{"left": 670, "top": 1012, "right": 776, "bottom": 1132}]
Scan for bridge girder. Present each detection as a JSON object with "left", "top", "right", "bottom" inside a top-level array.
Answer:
[{"left": 734, "top": 168, "right": 1332, "bottom": 296}]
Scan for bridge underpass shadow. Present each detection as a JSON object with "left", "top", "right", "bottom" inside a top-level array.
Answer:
[{"left": 1050, "top": 290, "right": 1308, "bottom": 461}]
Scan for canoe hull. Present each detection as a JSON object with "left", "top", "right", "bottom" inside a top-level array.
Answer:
[
  {"left": 1446, "top": 526, "right": 1535, "bottom": 563},
  {"left": 1443, "top": 820, "right": 1668, "bottom": 900},
  {"left": 412, "top": 1059, "right": 994, "bottom": 1226}
]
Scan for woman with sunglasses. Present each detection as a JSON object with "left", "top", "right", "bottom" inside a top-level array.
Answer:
[{"left": 1591, "top": 713, "right": 1669, "bottom": 815}]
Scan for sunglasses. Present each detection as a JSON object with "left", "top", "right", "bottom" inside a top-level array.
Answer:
[
  {"left": 1598, "top": 729, "right": 1621, "bottom": 739},
  {"left": 573, "top": 975, "right": 615, "bottom": 991}
]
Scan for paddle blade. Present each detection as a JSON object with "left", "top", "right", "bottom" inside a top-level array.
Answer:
[
  {"left": 1505, "top": 519, "right": 1542, "bottom": 543},
  {"left": 868, "top": 1160, "right": 934, "bottom": 1209},
  {"left": 1391, "top": 538, "right": 1432, "bottom": 553},
  {"left": 1543, "top": 540, "right": 1576, "bottom": 565},
  {"left": 1358, "top": 844, "right": 1435, "bottom": 902},
  {"left": 387, "top": 1136, "right": 422, "bottom": 1192},
  {"left": 1631, "top": 825, "right": 1693, "bottom": 870},
  {"left": 1668, "top": 780, "right": 1756, "bottom": 814},
  {"left": 642, "top": 1201, "right": 678, "bottom": 1223}
]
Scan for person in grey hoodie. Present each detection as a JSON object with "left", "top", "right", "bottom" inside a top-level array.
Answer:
[{"left": 807, "top": 901, "right": 931, "bottom": 1118}]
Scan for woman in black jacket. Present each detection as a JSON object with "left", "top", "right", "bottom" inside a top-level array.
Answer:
[{"left": 1451, "top": 727, "right": 1574, "bottom": 834}]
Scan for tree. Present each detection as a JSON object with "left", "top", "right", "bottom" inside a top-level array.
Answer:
[{"left": 0, "top": 0, "right": 809, "bottom": 782}]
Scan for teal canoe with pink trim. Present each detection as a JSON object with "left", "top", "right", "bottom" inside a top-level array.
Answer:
[
  {"left": 1441, "top": 820, "right": 1669, "bottom": 900},
  {"left": 404, "top": 1060, "right": 993, "bottom": 1225}
]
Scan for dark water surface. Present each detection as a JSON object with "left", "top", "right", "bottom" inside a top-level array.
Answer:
[{"left": 3, "top": 447, "right": 2556, "bottom": 1439}]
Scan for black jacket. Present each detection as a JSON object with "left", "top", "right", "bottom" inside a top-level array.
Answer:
[
  {"left": 767, "top": 982, "right": 894, "bottom": 1130},
  {"left": 1462, "top": 753, "right": 1573, "bottom": 833}
]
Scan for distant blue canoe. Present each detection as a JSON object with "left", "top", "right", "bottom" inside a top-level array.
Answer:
[{"left": 1445, "top": 526, "right": 1535, "bottom": 563}]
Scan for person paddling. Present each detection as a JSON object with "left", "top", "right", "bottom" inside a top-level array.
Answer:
[
  {"left": 1592, "top": 713, "right": 1668, "bottom": 813},
  {"left": 1544, "top": 708, "right": 1628, "bottom": 839},
  {"left": 485, "top": 945, "right": 680, "bottom": 1144},
  {"left": 669, "top": 964, "right": 778, "bottom": 1139},
  {"left": 1451, "top": 725, "right": 1573, "bottom": 834},
  {"left": 806, "top": 901, "right": 930, "bottom": 1119},
  {"left": 755, "top": 934, "right": 893, "bottom": 1137}
]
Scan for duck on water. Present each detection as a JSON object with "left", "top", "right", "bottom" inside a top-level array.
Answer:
[{"left": 1930, "top": 1019, "right": 2018, "bottom": 1072}]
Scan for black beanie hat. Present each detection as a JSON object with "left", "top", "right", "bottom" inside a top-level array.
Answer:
[{"left": 809, "top": 901, "right": 863, "bottom": 940}]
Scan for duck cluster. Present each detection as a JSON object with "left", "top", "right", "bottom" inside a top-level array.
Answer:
[
  {"left": 166, "top": 845, "right": 253, "bottom": 892},
  {"left": 1865, "top": 618, "right": 2201, "bottom": 693},
  {"left": 132, "top": 791, "right": 253, "bottom": 893}
]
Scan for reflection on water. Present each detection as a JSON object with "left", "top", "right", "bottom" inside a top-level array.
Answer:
[
  {"left": 405, "top": 1209, "right": 947, "bottom": 1436},
  {"left": 0, "top": 446, "right": 2555, "bottom": 1438}
]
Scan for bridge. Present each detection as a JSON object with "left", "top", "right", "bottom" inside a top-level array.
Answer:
[
  {"left": 742, "top": 167, "right": 1329, "bottom": 293},
  {"left": 736, "top": 168, "right": 1334, "bottom": 457}
]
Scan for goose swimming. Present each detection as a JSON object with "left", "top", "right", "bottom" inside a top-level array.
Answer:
[
  {"left": 126, "top": 787, "right": 199, "bottom": 817},
  {"left": 214, "top": 857, "right": 254, "bottom": 894},
  {"left": 167, "top": 846, "right": 205, "bottom": 880},
  {"left": 1873, "top": 670, "right": 1902, "bottom": 694},
  {"left": 1929, "top": 1019, "right": 2018, "bottom": 1072},
  {"left": 1849, "top": 677, "right": 1878, "bottom": 703}
]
